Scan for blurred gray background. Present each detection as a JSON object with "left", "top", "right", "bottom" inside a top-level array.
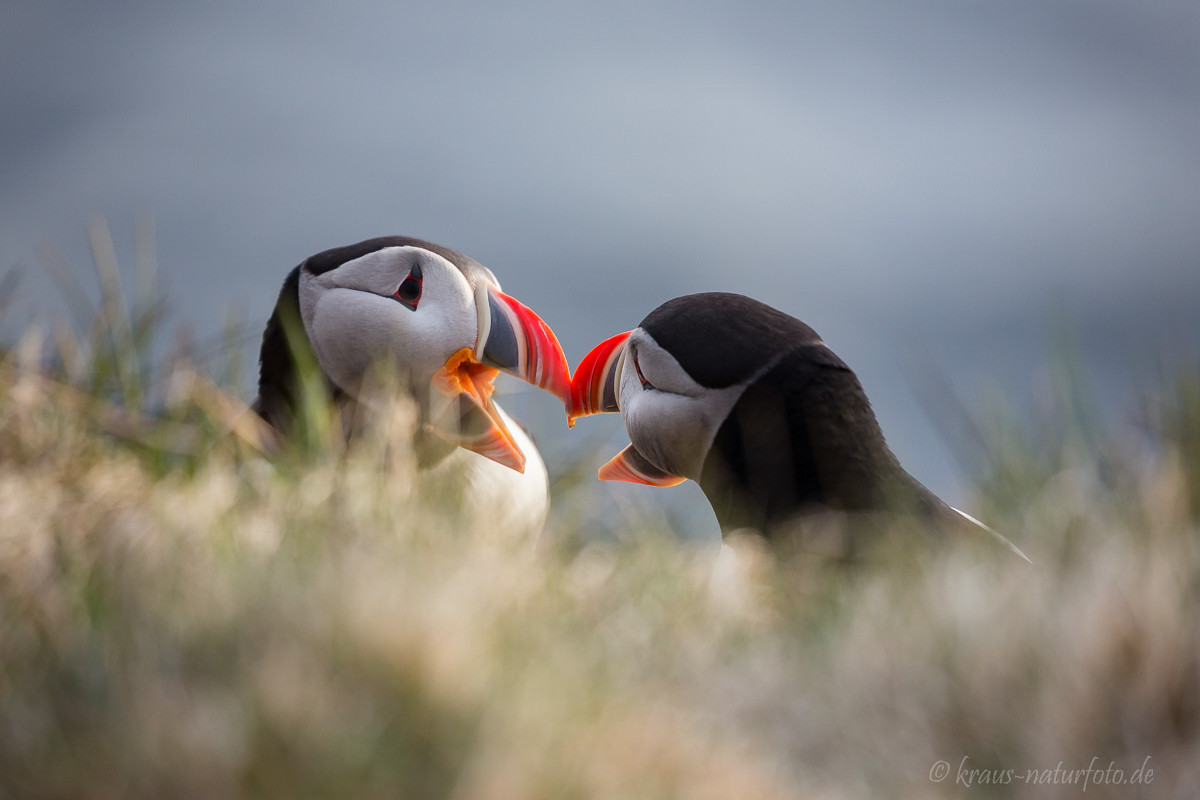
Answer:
[{"left": 3, "top": 0, "right": 1198, "bottom": 539}]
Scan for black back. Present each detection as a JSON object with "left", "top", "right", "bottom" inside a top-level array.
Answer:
[
  {"left": 251, "top": 265, "right": 328, "bottom": 433},
  {"left": 648, "top": 294, "right": 952, "bottom": 537}
]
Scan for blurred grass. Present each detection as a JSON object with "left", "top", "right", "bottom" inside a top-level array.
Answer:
[{"left": 1, "top": 227, "right": 1198, "bottom": 799}]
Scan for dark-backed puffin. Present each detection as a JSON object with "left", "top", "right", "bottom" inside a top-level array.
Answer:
[
  {"left": 568, "top": 292, "right": 1027, "bottom": 560},
  {"left": 253, "top": 236, "right": 570, "bottom": 536}
]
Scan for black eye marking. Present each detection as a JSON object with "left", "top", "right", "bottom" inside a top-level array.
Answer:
[
  {"left": 633, "top": 349, "right": 655, "bottom": 391},
  {"left": 393, "top": 263, "right": 423, "bottom": 310}
]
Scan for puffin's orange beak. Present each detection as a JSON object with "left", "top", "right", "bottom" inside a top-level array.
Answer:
[
  {"left": 567, "top": 330, "right": 631, "bottom": 426},
  {"left": 428, "top": 285, "right": 571, "bottom": 473},
  {"left": 476, "top": 285, "right": 571, "bottom": 404},
  {"left": 598, "top": 444, "right": 686, "bottom": 487},
  {"left": 567, "top": 330, "right": 686, "bottom": 487},
  {"left": 429, "top": 348, "right": 527, "bottom": 472}
]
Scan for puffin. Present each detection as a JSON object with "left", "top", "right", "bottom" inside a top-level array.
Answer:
[
  {"left": 568, "top": 292, "right": 1027, "bottom": 560},
  {"left": 252, "top": 236, "right": 571, "bottom": 537}
]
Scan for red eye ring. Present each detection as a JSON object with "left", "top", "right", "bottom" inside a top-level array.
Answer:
[{"left": 393, "top": 264, "right": 423, "bottom": 309}]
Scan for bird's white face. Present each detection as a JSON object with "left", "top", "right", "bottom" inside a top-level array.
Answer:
[
  {"left": 570, "top": 327, "right": 745, "bottom": 485},
  {"left": 291, "top": 243, "right": 570, "bottom": 473},
  {"left": 618, "top": 330, "right": 744, "bottom": 481},
  {"left": 298, "top": 246, "right": 479, "bottom": 394}
]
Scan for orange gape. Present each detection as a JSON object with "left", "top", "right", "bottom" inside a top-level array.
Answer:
[
  {"left": 430, "top": 347, "right": 525, "bottom": 473},
  {"left": 432, "top": 347, "right": 499, "bottom": 402}
]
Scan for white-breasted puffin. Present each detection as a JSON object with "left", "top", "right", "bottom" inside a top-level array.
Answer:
[
  {"left": 568, "top": 292, "right": 1027, "bottom": 560},
  {"left": 253, "top": 236, "right": 571, "bottom": 536}
]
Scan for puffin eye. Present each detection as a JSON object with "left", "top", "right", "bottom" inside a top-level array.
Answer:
[
  {"left": 393, "top": 263, "right": 423, "bottom": 310},
  {"left": 633, "top": 350, "right": 655, "bottom": 391}
]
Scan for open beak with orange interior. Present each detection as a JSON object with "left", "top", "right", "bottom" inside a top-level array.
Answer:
[{"left": 429, "top": 285, "right": 571, "bottom": 473}]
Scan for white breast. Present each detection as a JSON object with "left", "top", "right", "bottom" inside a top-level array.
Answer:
[{"left": 417, "top": 404, "right": 550, "bottom": 546}]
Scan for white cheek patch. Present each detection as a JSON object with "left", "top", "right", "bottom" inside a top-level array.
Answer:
[
  {"left": 628, "top": 331, "right": 703, "bottom": 398},
  {"left": 309, "top": 288, "right": 410, "bottom": 392},
  {"left": 298, "top": 251, "right": 479, "bottom": 397},
  {"left": 620, "top": 363, "right": 744, "bottom": 480}
]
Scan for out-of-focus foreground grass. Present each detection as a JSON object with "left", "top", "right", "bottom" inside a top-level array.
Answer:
[{"left": 1, "top": 242, "right": 1198, "bottom": 798}]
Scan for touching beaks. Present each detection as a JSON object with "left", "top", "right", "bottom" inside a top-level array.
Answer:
[
  {"left": 598, "top": 444, "right": 686, "bottom": 487},
  {"left": 428, "top": 285, "right": 571, "bottom": 473},
  {"left": 567, "top": 330, "right": 631, "bottom": 425}
]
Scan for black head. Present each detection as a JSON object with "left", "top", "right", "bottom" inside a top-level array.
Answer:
[
  {"left": 639, "top": 292, "right": 824, "bottom": 389},
  {"left": 301, "top": 235, "right": 495, "bottom": 287}
]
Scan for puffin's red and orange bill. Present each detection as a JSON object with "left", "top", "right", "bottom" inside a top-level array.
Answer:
[
  {"left": 567, "top": 330, "right": 631, "bottom": 425},
  {"left": 429, "top": 284, "right": 570, "bottom": 473},
  {"left": 477, "top": 286, "right": 571, "bottom": 405},
  {"left": 598, "top": 443, "right": 686, "bottom": 487}
]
